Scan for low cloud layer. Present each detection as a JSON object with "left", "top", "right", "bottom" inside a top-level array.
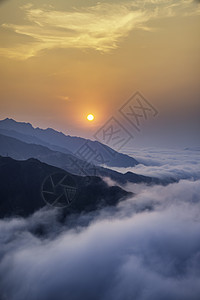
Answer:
[
  {"left": 0, "top": 177, "right": 200, "bottom": 300},
  {"left": 108, "top": 148, "right": 200, "bottom": 181},
  {"left": 0, "top": 148, "right": 200, "bottom": 299}
]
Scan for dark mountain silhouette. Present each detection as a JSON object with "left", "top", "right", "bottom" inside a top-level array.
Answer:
[
  {"left": 0, "top": 118, "right": 138, "bottom": 167},
  {"left": 0, "top": 156, "right": 132, "bottom": 218},
  {"left": 0, "top": 133, "right": 163, "bottom": 185}
]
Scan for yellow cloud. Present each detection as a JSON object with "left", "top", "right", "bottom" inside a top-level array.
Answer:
[
  {"left": 0, "top": 4, "right": 147, "bottom": 59},
  {"left": 57, "top": 95, "right": 70, "bottom": 102},
  {"left": 0, "top": 0, "right": 199, "bottom": 59}
]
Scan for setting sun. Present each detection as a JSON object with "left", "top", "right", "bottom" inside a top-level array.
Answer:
[{"left": 87, "top": 114, "right": 94, "bottom": 121}]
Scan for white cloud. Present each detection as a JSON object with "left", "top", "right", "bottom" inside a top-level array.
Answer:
[
  {"left": 107, "top": 148, "right": 200, "bottom": 181},
  {"left": 1, "top": 146, "right": 200, "bottom": 299},
  {"left": 1, "top": 178, "right": 200, "bottom": 299}
]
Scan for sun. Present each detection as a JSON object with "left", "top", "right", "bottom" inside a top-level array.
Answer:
[{"left": 87, "top": 114, "right": 94, "bottom": 121}]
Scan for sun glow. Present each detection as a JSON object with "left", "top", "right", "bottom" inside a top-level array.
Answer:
[{"left": 87, "top": 114, "right": 94, "bottom": 121}]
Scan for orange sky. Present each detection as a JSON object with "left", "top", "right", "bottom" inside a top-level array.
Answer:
[{"left": 0, "top": 0, "right": 199, "bottom": 145}]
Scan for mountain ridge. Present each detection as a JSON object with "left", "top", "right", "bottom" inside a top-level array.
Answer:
[
  {"left": 0, "top": 155, "right": 131, "bottom": 218},
  {"left": 0, "top": 133, "right": 163, "bottom": 185},
  {"left": 0, "top": 118, "right": 138, "bottom": 168}
]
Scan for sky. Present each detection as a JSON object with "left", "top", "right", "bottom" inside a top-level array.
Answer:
[{"left": 0, "top": 0, "right": 199, "bottom": 146}]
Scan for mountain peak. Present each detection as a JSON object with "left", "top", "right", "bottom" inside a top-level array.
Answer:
[
  {"left": 0, "top": 118, "right": 34, "bottom": 133},
  {"left": 2, "top": 117, "right": 17, "bottom": 123}
]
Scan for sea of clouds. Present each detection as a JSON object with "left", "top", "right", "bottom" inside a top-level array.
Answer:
[
  {"left": 110, "top": 147, "right": 200, "bottom": 181},
  {"left": 0, "top": 148, "right": 200, "bottom": 300}
]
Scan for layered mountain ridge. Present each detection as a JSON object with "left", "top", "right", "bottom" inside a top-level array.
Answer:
[{"left": 0, "top": 118, "right": 138, "bottom": 168}]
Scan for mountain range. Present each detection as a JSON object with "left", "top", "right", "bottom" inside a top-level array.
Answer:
[
  {"left": 0, "top": 118, "right": 166, "bottom": 185},
  {"left": 0, "top": 118, "right": 138, "bottom": 167},
  {"left": 0, "top": 133, "right": 162, "bottom": 185},
  {"left": 0, "top": 156, "right": 131, "bottom": 218},
  {"left": 0, "top": 118, "right": 175, "bottom": 218}
]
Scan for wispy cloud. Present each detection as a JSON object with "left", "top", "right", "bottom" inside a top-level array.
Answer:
[
  {"left": 0, "top": 3, "right": 147, "bottom": 59},
  {"left": 0, "top": 0, "right": 199, "bottom": 59},
  {"left": 57, "top": 95, "right": 70, "bottom": 102}
]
